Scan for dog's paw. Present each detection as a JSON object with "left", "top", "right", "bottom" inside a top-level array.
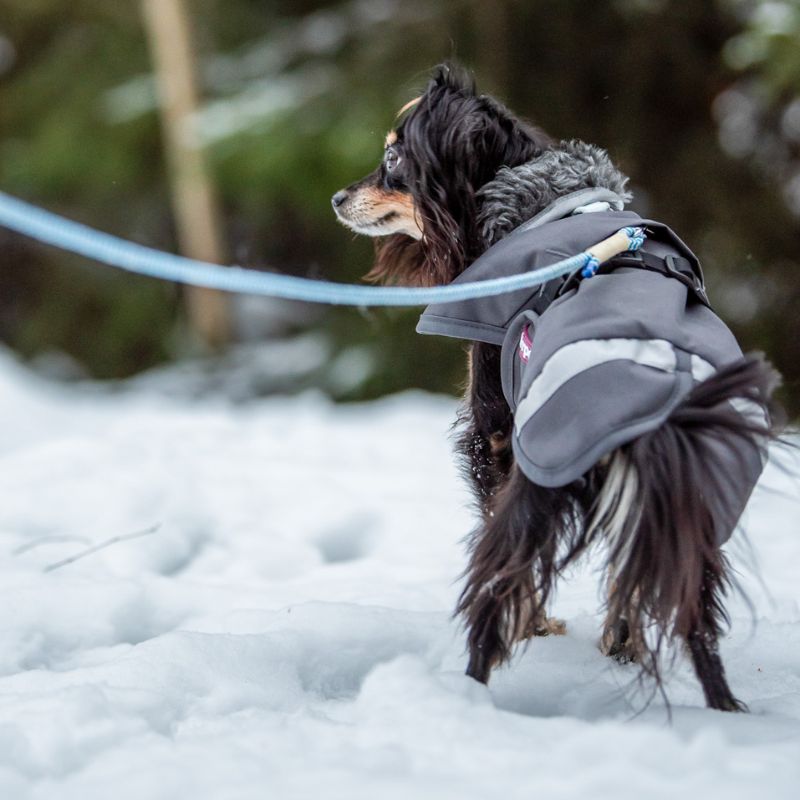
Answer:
[
  {"left": 600, "top": 618, "right": 637, "bottom": 663},
  {"left": 529, "top": 616, "right": 567, "bottom": 637},
  {"left": 714, "top": 696, "right": 748, "bottom": 713}
]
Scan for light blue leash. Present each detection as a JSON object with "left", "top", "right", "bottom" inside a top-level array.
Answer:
[{"left": 0, "top": 191, "right": 645, "bottom": 307}]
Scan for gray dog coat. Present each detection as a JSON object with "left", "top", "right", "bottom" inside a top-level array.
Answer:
[{"left": 417, "top": 191, "right": 764, "bottom": 537}]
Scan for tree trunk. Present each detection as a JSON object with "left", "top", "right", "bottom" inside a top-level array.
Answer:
[{"left": 141, "top": 0, "right": 231, "bottom": 348}]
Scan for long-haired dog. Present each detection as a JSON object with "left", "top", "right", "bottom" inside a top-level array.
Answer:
[{"left": 332, "top": 64, "right": 781, "bottom": 711}]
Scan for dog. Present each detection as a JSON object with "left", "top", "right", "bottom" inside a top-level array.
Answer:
[{"left": 332, "top": 64, "right": 781, "bottom": 711}]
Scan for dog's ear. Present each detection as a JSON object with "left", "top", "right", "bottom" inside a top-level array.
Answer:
[
  {"left": 472, "top": 97, "right": 550, "bottom": 184},
  {"left": 429, "top": 62, "right": 477, "bottom": 96},
  {"left": 425, "top": 62, "right": 549, "bottom": 163},
  {"left": 411, "top": 64, "right": 550, "bottom": 186}
]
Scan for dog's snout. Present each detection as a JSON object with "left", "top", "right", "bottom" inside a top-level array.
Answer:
[{"left": 331, "top": 190, "right": 348, "bottom": 208}]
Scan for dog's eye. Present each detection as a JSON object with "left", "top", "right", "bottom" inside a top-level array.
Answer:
[{"left": 384, "top": 148, "right": 401, "bottom": 173}]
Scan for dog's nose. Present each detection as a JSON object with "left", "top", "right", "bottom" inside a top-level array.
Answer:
[{"left": 331, "top": 190, "right": 348, "bottom": 208}]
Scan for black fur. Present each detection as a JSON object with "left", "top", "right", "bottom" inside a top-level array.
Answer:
[
  {"left": 334, "top": 63, "right": 784, "bottom": 711},
  {"left": 368, "top": 64, "right": 551, "bottom": 286}
]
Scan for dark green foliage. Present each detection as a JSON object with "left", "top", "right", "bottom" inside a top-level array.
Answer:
[{"left": 0, "top": 0, "right": 797, "bottom": 413}]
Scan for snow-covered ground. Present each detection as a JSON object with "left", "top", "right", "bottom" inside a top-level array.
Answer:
[{"left": 0, "top": 347, "right": 798, "bottom": 800}]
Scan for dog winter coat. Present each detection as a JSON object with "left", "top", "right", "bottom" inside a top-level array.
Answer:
[{"left": 417, "top": 189, "right": 765, "bottom": 540}]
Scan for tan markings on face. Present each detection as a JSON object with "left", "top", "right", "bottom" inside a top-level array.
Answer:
[
  {"left": 396, "top": 96, "right": 421, "bottom": 118},
  {"left": 333, "top": 185, "right": 423, "bottom": 240},
  {"left": 385, "top": 130, "right": 398, "bottom": 148}
]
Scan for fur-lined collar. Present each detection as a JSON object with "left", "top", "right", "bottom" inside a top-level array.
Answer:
[{"left": 477, "top": 140, "right": 632, "bottom": 247}]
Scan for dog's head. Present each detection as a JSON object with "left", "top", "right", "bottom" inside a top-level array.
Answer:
[{"left": 332, "top": 64, "right": 551, "bottom": 286}]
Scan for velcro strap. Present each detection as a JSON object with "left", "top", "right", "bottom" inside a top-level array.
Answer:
[{"left": 611, "top": 250, "right": 710, "bottom": 307}]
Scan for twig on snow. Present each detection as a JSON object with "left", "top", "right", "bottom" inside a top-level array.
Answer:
[{"left": 44, "top": 523, "right": 161, "bottom": 572}]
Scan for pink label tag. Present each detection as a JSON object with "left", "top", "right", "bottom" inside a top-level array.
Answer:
[{"left": 518, "top": 324, "right": 533, "bottom": 363}]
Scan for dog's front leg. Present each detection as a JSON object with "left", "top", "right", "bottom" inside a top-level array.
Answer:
[
  {"left": 457, "top": 342, "right": 514, "bottom": 518},
  {"left": 456, "top": 343, "right": 567, "bottom": 682},
  {"left": 457, "top": 465, "right": 571, "bottom": 684}
]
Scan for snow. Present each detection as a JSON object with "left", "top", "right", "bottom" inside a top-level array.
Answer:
[{"left": 0, "top": 346, "right": 798, "bottom": 799}]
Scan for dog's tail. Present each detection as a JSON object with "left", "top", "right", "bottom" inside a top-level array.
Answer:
[{"left": 591, "top": 353, "right": 782, "bottom": 709}]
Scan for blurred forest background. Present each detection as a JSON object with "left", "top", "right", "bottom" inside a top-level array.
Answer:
[{"left": 0, "top": 0, "right": 798, "bottom": 413}]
